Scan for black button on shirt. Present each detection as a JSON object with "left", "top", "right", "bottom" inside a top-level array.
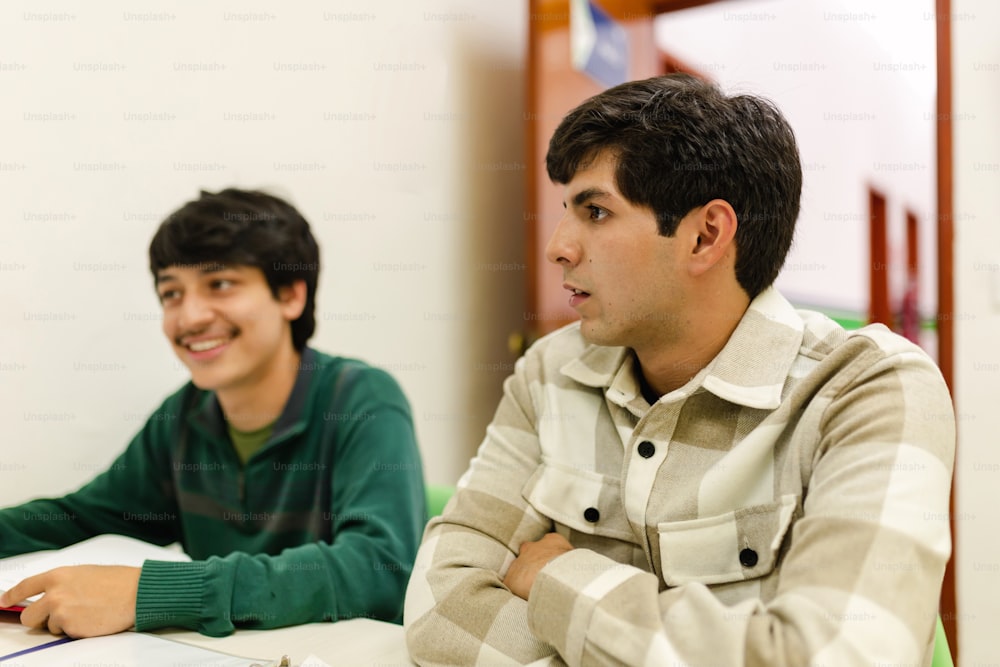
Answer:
[
  {"left": 739, "top": 548, "right": 758, "bottom": 567},
  {"left": 637, "top": 441, "right": 655, "bottom": 458},
  {"left": 584, "top": 507, "right": 600, "bottom": 523}
]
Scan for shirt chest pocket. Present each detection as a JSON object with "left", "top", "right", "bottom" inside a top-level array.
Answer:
[
  {"left": 657, "top": 494, "right": 799, "bottom": 586},
  {"left": 521, "top": 457, "right": 634, "bottom": 542}
]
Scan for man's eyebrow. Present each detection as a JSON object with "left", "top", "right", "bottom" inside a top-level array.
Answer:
[
  {"left": 155, "top": 263, "right": 231, "bottom": 284},
  {"left": 199, "top": 264, "right": 229, "bottom": 275},
  {"left": 570, "top": 187, "right": 612, "bottom": 207}
]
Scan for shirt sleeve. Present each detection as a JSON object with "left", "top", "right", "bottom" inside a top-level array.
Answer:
[
  {"left": 528, "top": 342, "right": 955, "bottom": 666},
  {"left": 404, "top": 351, "right": 562, "bottom": 665},
  {"left": 135, "top": 367, "right": 427, "bottom": 636},
  {"left": 407, "top": 337, "right": 956, "bottom": 666}
]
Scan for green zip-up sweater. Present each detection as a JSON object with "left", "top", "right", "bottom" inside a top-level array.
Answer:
[{"left": 0, "top": 348, "right": 426, "bottom": 636}]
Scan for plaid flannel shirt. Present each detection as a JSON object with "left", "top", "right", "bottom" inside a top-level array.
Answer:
[{"left": 404, "top": 287, "right": 955, "bottom": 666}]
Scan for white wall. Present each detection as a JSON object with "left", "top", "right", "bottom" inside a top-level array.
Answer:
[
  {"left": 952, "top": 0, "right": 1000, "bottom": 660},
  {"left": 0, "top": 0, "right": 527, "bottom": 503}
]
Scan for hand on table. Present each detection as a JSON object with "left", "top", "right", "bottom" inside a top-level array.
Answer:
[
  {"left": 0, "top": 565, "right": 140, "bottom": 637},
  {"left": 503, "top": 532, "right": 574, "bottom": 601}
]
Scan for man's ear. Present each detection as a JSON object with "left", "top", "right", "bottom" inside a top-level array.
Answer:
[
  {"left": 686, "top": 199, "right": 738, "bottom": 278},
  {"left": 277, "top": 280, "right": 308, "bottom": 321}
]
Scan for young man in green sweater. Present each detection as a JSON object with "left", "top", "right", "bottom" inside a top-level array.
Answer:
[{"left": 0, "top": 189, "right": 426, "bottom": 638}]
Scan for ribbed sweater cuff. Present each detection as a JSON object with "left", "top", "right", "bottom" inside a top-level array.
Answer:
[{"left": 135, "top": 559, "right": 207, "bottom": 631}]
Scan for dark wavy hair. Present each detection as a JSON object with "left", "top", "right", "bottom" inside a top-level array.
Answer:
[
  {"left": 149, "top": 188, "right": 320, "bottom": 350},
  {"left": 546, "top": 74, "right": 802, "bottom": 298}
]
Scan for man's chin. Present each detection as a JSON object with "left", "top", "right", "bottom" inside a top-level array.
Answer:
[
  {"left": 181, "top": 362, "right": 227, "bottom": 391},
  {"left": 188, "top": 379, "right": 208, "bottom": 390},
  {"left": 187, "top": 373, "right": 222, "bottom": 391},
  {"left": 578, "top": 321, "right": 621, "bottom": 348}
]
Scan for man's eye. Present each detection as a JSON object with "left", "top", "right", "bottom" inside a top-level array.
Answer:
[
  {"left": 588, "top": 205, "right": 608, "bottom": 221},
  {"left": 158, "top": 290, "right": 179, "bottom": 303},
  {"left": 211, "top": 279, "right": 234, "bottom": 290}
]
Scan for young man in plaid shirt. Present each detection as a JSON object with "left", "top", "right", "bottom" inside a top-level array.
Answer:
[{"left": 405, "top": 74, "right": 954, "bottom": 666}]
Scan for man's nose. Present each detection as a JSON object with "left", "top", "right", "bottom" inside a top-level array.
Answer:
[{"left": 544, "top": 213, "right": 579, "bottom": 267}]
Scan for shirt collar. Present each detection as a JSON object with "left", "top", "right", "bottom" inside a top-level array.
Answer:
[{"left": 560, "top": 287, "right": 804, "bottom": 411}]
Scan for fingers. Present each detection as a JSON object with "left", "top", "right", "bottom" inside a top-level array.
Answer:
[
  {"left": 520, "top": 532, "right": 572, "bottom": 557},
  {"left": 17, "top": 592, "right": 59, "bottom": 635},
  {"left": 537, "top": 532, "right": 573, "bottom": 549},
  {"left": 47, "top": 614, "right": 66, "bottom": 637},
  {"left": 18, "top": 592, "right": 75, "bottom": 637},
  {"left": 0, "top": 571, "right": 49, "bottom": 609},
  {"left": 4, "top": 570, "right": 73, "bottom": 636}
]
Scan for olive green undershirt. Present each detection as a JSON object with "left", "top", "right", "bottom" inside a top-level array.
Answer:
[{"left": 227, "top": 421, "right": 276, "bottom": 464}]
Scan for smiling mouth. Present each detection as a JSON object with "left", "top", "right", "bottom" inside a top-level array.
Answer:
[
  {"left": 186, "top": 337, "right": 230, "bottom": 352},
  {"left": 177, "top": 328, "right": 239, "bottom": 354}
]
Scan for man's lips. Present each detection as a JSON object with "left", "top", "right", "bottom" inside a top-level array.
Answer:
[
  {"left": 185, "top": 337, "right": 229, "bottom": 352},
  {"left": 176, "top": 331, "right": 238, "bottom": 355},
  {"left": 564, "top": 284, "right": 591, "bottom": 308}
]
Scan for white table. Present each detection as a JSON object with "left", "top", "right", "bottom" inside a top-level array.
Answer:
[
  {"left": 154, "top": 620, "right": 414, "bottom": 666},
  {"left": 0, "top": 613, "right": 415, "bottom": 666}
]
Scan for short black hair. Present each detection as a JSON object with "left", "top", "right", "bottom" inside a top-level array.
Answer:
[
  {"left": 149, "top": 188, "right": 320, "bottom": 350},
  {"left": 546, "top": 74, "right": 802, "bottom": 298}
]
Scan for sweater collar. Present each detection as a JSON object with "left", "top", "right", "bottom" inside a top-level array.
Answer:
[{"left": 189, "top": 347, "right": 318, "bottom": 444}]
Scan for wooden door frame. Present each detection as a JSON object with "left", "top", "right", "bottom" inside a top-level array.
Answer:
[
  {"left": 934, "top": 0, "right": 957, "bottom": 657},
  {"left": 868, "top": 188, "right": 892, "bottom": 327}
]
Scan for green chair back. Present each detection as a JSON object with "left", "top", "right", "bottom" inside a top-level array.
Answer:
[
  {"left": 932, "top": 615, "right": 953, "bottom": 667},
  {"left": 426, "top": 483, "right": 455, "bottom": 518}
]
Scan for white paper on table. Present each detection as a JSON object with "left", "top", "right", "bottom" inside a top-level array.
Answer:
[
  {"left": 1, "top": 632, "right": 272, "bottom": 666},
  {"left": 0, "top": 534, "right": 189, "bottom": 605}
]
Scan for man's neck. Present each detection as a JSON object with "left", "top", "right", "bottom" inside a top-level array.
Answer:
[
  {"left": 217, "top": 347, "right": 302, "bottom": 432},
  {"left": 635, "top": 291, "right": 750, "bottom": 399}
]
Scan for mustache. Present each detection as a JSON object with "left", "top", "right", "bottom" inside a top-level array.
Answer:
[{"left": 175, "top": 327, "right": 240, "bottom": 346}]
